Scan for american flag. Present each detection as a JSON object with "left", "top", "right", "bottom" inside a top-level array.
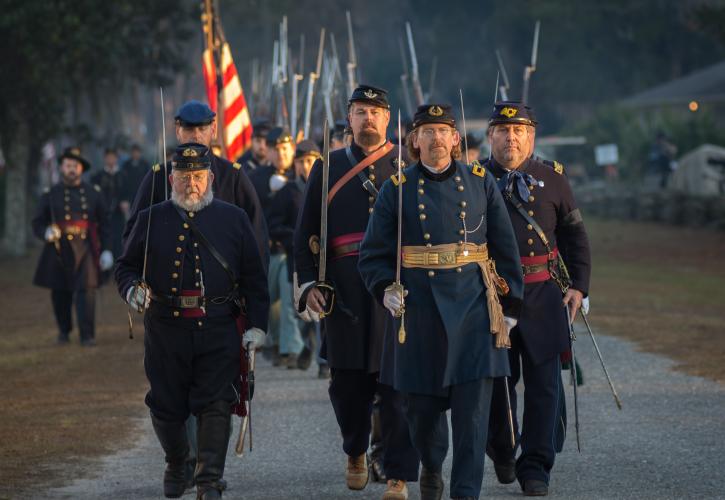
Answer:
[{"left": 202, "top": 43, "right": 253, "bottom": 161}]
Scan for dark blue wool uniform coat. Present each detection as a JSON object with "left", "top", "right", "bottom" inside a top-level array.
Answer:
[
  {"left": 116, "top": 199, "right": 269, "bottom": 329},
  {"left": 358, "top": 160, "right": 524, "bottom": 396},
  {"left": 486, "top": 157, "right": 591, "bottom": 364},
  {"left": 294, "top": 141, "right": 399, "bottom": 372},
  {"left": 32, "top": 182, "right": 110, "bottom": 291},
  {"left": 123, "top": 154, "right": 269, "bottom": 266}
]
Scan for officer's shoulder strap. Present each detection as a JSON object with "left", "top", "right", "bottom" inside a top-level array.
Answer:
[
  {"left": 469, "top": 160, "right": 486, "bottom": 178},
  {"left": 542, "top": 159, "right": 565, "bottom": 175}
]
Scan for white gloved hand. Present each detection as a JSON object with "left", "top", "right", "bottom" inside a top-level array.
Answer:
[
  {"left": 504, "top": 316, "right": 518, "bottom": 335},
  {"left": 383, "top": 284, "right": 407, "bottom": 317},
  {"left": 44, "top": 224, "right": 61, "bottom": 242},
  {"left": 269, "top": 174, "right": 288, "bottom": 192},
  {"left": 126, "top": 283, "right": 151, "bottom": 313},
  {"left": 293, "top": 273, "right": 320, "bottom": 322},
  {"left": 99, "top": 250, "right": 114, "bottom": 271},
  {"left": 581, "top": 297, "right": 590, "bottom": 315},
  {"left": 242, "top": 327, "right": 266, "bottom": 350}
]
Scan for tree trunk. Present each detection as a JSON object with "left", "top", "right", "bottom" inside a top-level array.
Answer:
[{"left": 2, "top": 120, "right": 30, "bottom": 256}]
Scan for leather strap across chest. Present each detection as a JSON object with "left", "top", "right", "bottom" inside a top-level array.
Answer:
[{"left": 327, "top": 142, "right": 394, "bottom": 205}]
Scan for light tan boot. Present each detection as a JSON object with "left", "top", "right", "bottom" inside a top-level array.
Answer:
[
  {"left": 346, "top": 453, "right": 369, "bottom": 490},
  {"left": 382, "top": 479, "right": 409, "bottom": 499}
]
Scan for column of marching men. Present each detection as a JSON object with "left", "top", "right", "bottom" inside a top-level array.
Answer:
[{"left": 32, "top": 83, "right": 590, "bottom": 499}]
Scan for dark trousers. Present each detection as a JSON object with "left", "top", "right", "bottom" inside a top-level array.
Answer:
[
  {"left": 405, "top": 378, "right": 493, "bottom": 499},
  {"left": 144, "top": 314, "right": 241, "bottom": 422},
  {"left": 488, "top": 340, "right": 563, "bottom": 485},
  {"left": 51, "top": 289, "right": 96, "bottom": 341},
  {"left": 328, "top": 369, "right": 419, "bottom": 481}
]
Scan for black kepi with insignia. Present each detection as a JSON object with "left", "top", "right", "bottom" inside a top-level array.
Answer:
[
  {"left": 266, "top": 127, "right": 294, "bottom": 146},
  {"left": 172, "top": 143, "right": 212, "bottom": 171},
  {"left": 488, "top": 101, "right": 537, "bottom": 127},
  {"left": 348, "top": 84, "right": 390, "bottom": 109},
  {"left": 412, "top": 104, "right": 456, "bottom": 129},
  {"left": 58, "top": 146, "right": 91, "bottom": 172}
]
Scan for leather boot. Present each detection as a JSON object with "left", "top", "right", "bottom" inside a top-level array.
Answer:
[
  {"left": 151, "top": 416, "right": 189, "bottom": 498},
  {"left": 369, "top": 395, "right": 386, "bottom": 484},
  {"left": 419, "top": 467, "right": 444, "bottom": 500},
  {"left": 195, "top": 401, "right": 232, "bottom": 499}
]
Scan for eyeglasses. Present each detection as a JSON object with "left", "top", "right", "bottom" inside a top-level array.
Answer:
[
  {"left": 174, "top": 172, "right": 207, "bottom": 184},
  {"left": 419, "top": 128, "right": 453, "bottom": 139}
]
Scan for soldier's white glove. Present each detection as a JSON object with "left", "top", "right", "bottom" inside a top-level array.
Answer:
[
  {"left": 242, "top": 327, "right": 266, "bottom": 350},
  {"left": 294, "top": 273, "right": 319, "bottom": 322},
  {"left": 383, "top": 284, "right": 408, "bottom": 318},
  {"left": 582, "top": 297, "right": 590, "bottom": 315},
  {"left": 44, "top": 224, "right": 61, "bottom": 243},
  {"left": 99, "top": 250, "right": 114, "bottom": 271},
  {"left": 126, "top": 282, "right": 151, "bottom": 313},
  {"left": 504, "top": 316, "right": 518, "bottom": 335}
]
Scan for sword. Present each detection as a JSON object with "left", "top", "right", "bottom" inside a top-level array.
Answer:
[
  {"left": 394, "top": 110, "right": 406, "bottom": 344},
  {"left": 459, "top": 89, "right": 469, "bottom": 164},
  {"left": 580, "top": 310, "right": 623, "bottom": 410},
  {"left": 565, "top": 306, "right": 581, "bottom": 453},
  {"left": 234, "top": 342, "right": 256, "bottom": 457},
  {"left": 160, "top": 87, "right": 168, "bottom": 200},
  {"left": 314, "top": 119, "right": 335, "bottom": 317}
]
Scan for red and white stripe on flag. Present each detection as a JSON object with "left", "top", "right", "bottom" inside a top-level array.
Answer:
[
  {"left": 202, "top": 48, "right": 218, "bottom": 112},
  {"left": 220, "top": 43, "right": 252, "bottom": 161}
]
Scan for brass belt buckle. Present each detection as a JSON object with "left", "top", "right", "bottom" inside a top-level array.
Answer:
[
  {"left": 438, "top": 251, "right": 456, "bottom": 265},
  {"left": 179, "top": 296, "right": 198, "bottom": 308}
]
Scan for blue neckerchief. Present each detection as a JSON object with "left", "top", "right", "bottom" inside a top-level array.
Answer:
[{"left": 497, "top": 169, "right": 539, "bottom": 202}]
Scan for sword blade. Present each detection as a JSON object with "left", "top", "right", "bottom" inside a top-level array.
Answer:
[
  {"left": 396, "top": 111, "right": 403, "bottom": 284},
  {"left": 503, "top": 376, "right": 516, "bottom": 449},
  {"left": 319, "top": 119, "right": 330, "bottom": 282},
  {"left": 581, "top": 310, "right": 623, "bottom": 410}
]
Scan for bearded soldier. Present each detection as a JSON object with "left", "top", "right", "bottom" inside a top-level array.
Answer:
[
  {"left": 295, "top": 85, "right": 419, "bottom": 499},
  {"left": 32, "top": 147, "right": 113, "bottom": 346},
  {"left": 116, "top": 143, "right": 269, "bottom": 499},
  {"left": 483, "top": 101, "right": 591, "bottom": 497},
  {"left": 358, "top": 104, "right": 523, "bottom": 500}
]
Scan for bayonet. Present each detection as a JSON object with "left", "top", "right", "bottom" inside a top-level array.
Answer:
[
  {"left": 303, "top": 28, "right": 326, "bottom": 139},
  {"left": 427, "top": 56, "right": 437, "bottom": 102},
  {"left": 521, "top": 20, "right": 540, "bottom": 105},
  {"left": 345, "top": 11, "right": 358, "bottom": 96},
  {"left": 495, "top": 49, "right": 510, "bottom": 101},
  {"left": 405, "top": 22, "right": 424, "bottom": 105}
]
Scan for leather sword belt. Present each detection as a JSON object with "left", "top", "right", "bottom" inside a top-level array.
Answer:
[
  {"left": 520, "top": 248, "right": 559, "bottom": 284},
  {"left": 401, "top": 242, "right": 509, "bottom": 337},
  {"left": 330, "top": 232, "right": 365, "bottom": 259},
  {"left": 151, "top": 290, "right": 232, "bottom": 318}
]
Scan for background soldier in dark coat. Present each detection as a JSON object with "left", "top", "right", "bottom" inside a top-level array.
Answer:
[
  {"left": 123, "top": 100, "right": 268, "bottom": 266},
  {"left": 116, "top": 143, "right": 269, "bottom": 499},
  {"left": 483, "top": 102, "right": 591, "bottom": 497},
  {"left": 120, "top": 143, "right": 150, "bottom": 216},
  {"left": 32, "top": 147, "right": 113, "bottom": 346},
  {"left": 91, "top": 147, "right": 126, "bottom": 264},
  {"left": 295, "top": 85, "right": 419, "bottom": 499},
  {"left": 359, "top": 104, "right": 524, "bottom": 500},
  {"left": 236, "top": 118, "right": 271, "bottom": 174}
]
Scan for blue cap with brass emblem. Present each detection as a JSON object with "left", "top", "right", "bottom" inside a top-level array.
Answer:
[
  {"left": 412, "top": 104, "right": 456, "bottom": 129},
  {"left": 266, "top": 127, "right": 294, "bottom": 147},
  {"left": 174, "top": 100, "right": 216, "bottom": 126},
  {"left": 489, "top": 101, "right": 537, "bottom": 127},
  {"left": 172, "top": 143, "right": 212, "bottom": 171},
  {"left": 348, "top": 84, "right": 390, "bottom": 109}
]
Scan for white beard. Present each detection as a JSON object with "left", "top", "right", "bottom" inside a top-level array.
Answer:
[{"left": 171, "top": 185, "right": 214, "bottom": 212}]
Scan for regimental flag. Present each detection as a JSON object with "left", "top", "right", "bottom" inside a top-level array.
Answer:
[
  {"left": 202, "top": 48, "right": 218, "bottom": 113},
  {"left": 220, "top": 43, "right": 252, "bottom": 161}
]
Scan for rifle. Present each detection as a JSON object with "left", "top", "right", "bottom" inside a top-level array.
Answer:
[
  {"left": 521, "top": 20, "right": 540, "bottom": 105},
  {"left": 405, "top": 22, "right": 424, "bottom": 105},
  {"left": 303, "top": 28, "right": 326, "bottom": 140}
]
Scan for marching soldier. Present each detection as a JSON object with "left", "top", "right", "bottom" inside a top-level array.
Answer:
[
  {"left": 120, "top": 143, "right": 150, "bottom": 210},
  {"left": 236, "top": 118, "right": 272, "bottom": 174},
  {"left": 295, "top": 85, "right": 420, "bottom": 499},
  {"left": 91, "top": 147, "right": 127, "bottom": 264},
  {"left": 32, "top": 147, "right": 114, "bottom": 346},
  {"left": 359, "top": 104, "right": 524, "bottom": 500},
  {"left": 483, "top": 101, "right": 591, "bottom": 497},
  {"left": 116, "top": 143, "right": 269, "bottom": 499},
  {"left": 250, "top": 127, "right": 301, "bottom": 367},
  {"left": 123, "top": 100, "right": 268, "bottom": 265}
]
